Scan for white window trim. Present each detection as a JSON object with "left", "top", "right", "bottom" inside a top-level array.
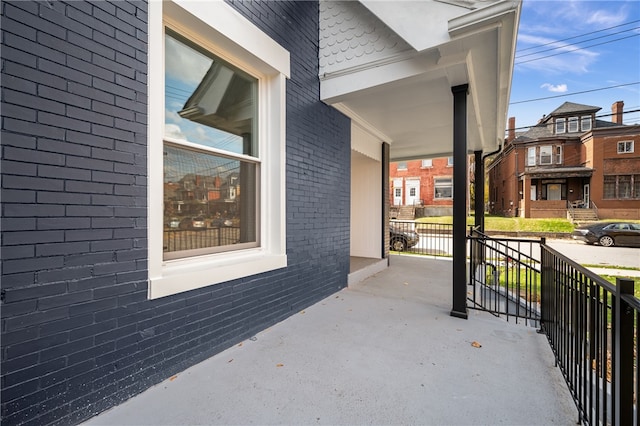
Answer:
[
  {"left": 555, "top": 118, "right": 565, "bottom": 134},
  {"left": 581, "top": 115, "right": 592, "bottom": 131},
  {"left": 567, "top": 117, "right": 579, "bottom": 133},
  {"left": 527, "top": 147, "right": 536, "bottom": 166},
  {"left": 148, "top": 1, "right": 289, "bottom": 299},
  {"left": 617, "top": 140, "right": 634, "bottom": 154},
  {"left": 421, "top": 159, "right": 432, "bottom": 168}
]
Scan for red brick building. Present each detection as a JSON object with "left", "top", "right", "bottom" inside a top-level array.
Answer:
[
  {"left": 390, "top": 157, "right": 459, "bottom": 216},
  {"left": 488, "top": 101, "right": 640, "bottom": 219}
]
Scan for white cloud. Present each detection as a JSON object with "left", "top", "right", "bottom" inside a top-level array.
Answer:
[
  {"left": 164, "top": 123, "right": 186, "bottom": 140},
  {"left": 165, "top": 34, "right": 212, "bottom": 86},
  {"left": 541, "top": 83, "right": 568, "bottom": 93}
]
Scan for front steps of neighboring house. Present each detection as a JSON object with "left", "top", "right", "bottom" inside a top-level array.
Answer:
[
  {"left": 567, "top": 208, "right": 599, "bottom": 224},
  {"left": 390, "top": 206, "right": 415, "bottom": 220}
]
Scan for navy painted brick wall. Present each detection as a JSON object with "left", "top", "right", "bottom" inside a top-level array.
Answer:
[{"left": 1, "top": 1, "right": 350, "bottom": 425}]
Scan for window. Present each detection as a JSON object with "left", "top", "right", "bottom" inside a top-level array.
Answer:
[
  {"left": 568, "top": 117, "right": 579, "bottom": 133},
  {"left": 555, "top": 118, "right": 565, "bottom": 134},
  {"left": 397, "top": 161, "right": 407, "bottom": 170},
  {"left": 604, "top": 175, "right": 640, "bottom": 199},
  {"left": 447, "top": 157, "right": 454, "bottom": 166},
  {"left": 555, "top": 146, "right": 562, "bottom": 164},
  {"left": 394, "top": 188, "right": 401, "bottom": 197},
  {"left": 409, "top": 187, "right": 416, "bottom": 197},
  {"left": 421, "top": 159, "right": 432, "bottom": 168},
  {"left": 539, "top": 146, "right": 553, "bottom": 165},
  {"left": 581, "top": 115, "right": 591, "bottom": 131},
  {"left": 148, "top": 1, "right": 289, "bottom": 298},
  {"left": 618, "top": 141, "right": 634, "bottom": 154},
  {"left": 527, "top": 147, "right": 536, "bottom": 166},
  {"left": 434, "top": 177, "right": 453, "bottom": 199},
  {"left": 163, "top": 31, "right": 258, "bottom": 260}
]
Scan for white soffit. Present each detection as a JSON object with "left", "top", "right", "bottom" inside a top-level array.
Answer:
[{"left": 359, "top": 0, "right": 471, "bottom": 52}]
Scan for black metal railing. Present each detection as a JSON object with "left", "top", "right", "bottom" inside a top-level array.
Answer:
[
  {"left": 541, "top": 244, "right": 638, "bottom": 426},
  {"left": 389, "top": 220, "right": 453, "bottom": 257},
  {"left": 467, "top": 227, "right": 541, "bottom": 326},
  {"left": 163, "top": 226, "right": 240, "bottom": 253}
]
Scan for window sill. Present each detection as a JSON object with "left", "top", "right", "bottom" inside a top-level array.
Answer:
[{"left": 148, "top": 251, "right": 287, "bottom": 299}]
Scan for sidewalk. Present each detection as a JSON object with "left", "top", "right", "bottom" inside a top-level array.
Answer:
[{"left": 84, "top": 255, "right": 577, "bottom": 426}]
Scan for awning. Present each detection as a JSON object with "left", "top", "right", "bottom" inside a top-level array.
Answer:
[{"left": 520, "top": 167, "right": 594, "bottom": 179}]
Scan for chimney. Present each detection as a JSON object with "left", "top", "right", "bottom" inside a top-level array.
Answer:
[
  {"left": 507, "top": 117, "right": 516, "bottom": 142},
  {"left": 612, "top": 101, "right": 624, "bottom": 124}
]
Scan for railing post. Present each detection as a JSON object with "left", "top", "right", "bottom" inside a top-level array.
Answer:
[{"left": 614, "top": 278, "right": 634, "bottom": 425}]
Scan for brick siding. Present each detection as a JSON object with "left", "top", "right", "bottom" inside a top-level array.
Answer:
[{"left": 0, "top": 1, "right": 351, "bottom": 425}]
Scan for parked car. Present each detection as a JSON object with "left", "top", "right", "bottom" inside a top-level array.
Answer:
[
  {"left": 168, "top": 217, "right": 181, "bottom": 228},
  {"left": 178, "top": 216, "right": 207, "bottom": 230},
  {"left": 389, "top": 223, "right": 420, "bottom": 251},
  {"left": 572, "top": 222, "right": 640, "bottom": 247}
]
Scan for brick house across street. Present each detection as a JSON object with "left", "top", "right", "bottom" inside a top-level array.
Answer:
[
  {"left": 488, "top": 101, "right": 640, "bottom": 220},
  {"left": 389, "top": 157, "right": 460, "bottom": 218},
  {"left": 0, "top": 1, "right": 520, "bottom": 424}
]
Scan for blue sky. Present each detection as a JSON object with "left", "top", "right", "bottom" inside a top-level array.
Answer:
[{"left": 508, "top": 0, "right": 640, "bottom": 131}]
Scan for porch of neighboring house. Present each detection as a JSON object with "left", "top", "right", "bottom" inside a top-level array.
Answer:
[{"left": 83, "top": 255, "right": 578, "bottom": 426}]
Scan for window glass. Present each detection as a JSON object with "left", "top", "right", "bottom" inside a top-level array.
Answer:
[
  {"left": 581, "top": 116, "right": 591, "bottom": 131},
  {"left": 603, "top": 176, "right": 616, "bottom": 199},
  {"left": 619, "top": 175, "right": 632, "bottom": 198},
  {"left": 397, "top": 162, "right": 407, "bottom": 170},
  {"left": 539, "top": 146, "right": 552, "bottom": 165},
  {"left": 555, "top": 146, "right": 562, "bottom": 164},
  {"left": 617, "top": 141, "right": 634, "bottom": 154},
  {"left": 634, "top": 175, "right": 640, "bottom": 199},
  {"left": 434, "top": 177, "right": 453, "bottom": 199},
  {"left": 568, "top": 117, "right": 578, "bottom": 132},
  {"left": 163, "top": 30, "right": 259, "bottom": 260},
  {"left": 421, "top": 159, "right": 432, "bottom": 167},
  {"left": 527, "top": 147, "right": 536, "bottom": 166},
  {"left": 555, "top": 118, "right": 565, "bottom": 134},
  {"left": 447, "top": 157, "right": 454, "bottom": 166}
]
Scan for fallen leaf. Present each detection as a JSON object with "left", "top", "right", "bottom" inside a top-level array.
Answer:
[
  {"left": 228, "top": 359, "right": 234, "bottom": 363},
  {"left": 169, "top": 375, "right": 178, "bottom": 381},
  {"left": 300, "top": 310, "right": 305, "bottom": 314},
  {"left": 276, "top": 363, "right": 284, "bottom": 367},
  {"left": 471, "top": 341, "right": 482, "bottom": 348},
  {"left": 403, "top": 282, "right": 409, "bottom": 286}
]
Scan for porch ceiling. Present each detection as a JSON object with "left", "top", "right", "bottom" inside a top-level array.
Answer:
[
  {"left": 320, "top": 0, "right": 521, "bottom": 161},
  {"left": 521, "top": 167, "right": 594, "bottom": 179}
]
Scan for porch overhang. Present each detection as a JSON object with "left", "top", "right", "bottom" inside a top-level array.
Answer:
[
  {"left": 520, "top": 167, "right": 594, "bottom": 180},
  {"left": 319, "top": 0, "right": 521, "bottom": 160}
]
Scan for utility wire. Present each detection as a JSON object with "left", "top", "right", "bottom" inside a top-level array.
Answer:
[
  {"left": 515, "top": 33, "right": 640, "bottom": 65},
  {"left": 509, "top": 82, "right": 640, "bottom": 105},
  {"left": 515, "top": 26, "right": 640, "bottom": 59},
  {"left": 516, "top": 19, "right": 640, "bottom": 53}
]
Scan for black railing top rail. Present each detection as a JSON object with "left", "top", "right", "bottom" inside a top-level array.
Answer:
[
  {"left": 621, "top": 292, "right": 640, "bottom": 311},
  {"left": 468, "top": 227, "right": 541, "bottom": 266},
  {"left": 540, "top": 243, "right": 615, "bottom": 293}
]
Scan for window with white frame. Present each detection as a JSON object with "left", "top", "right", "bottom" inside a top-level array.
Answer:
[
  {"left": 567, "top": 117, "right": 579, "bottom": 133},
  {"left": 447, "top": 157, "right": 454, "bottom": 166},
  {"left": 539, "top": 146, "right": 553, "bottom": 165},
  {"left": 527, "top": 147, "right": 536, "bottom": 166},
  {"left": 555, "top": 146, "right": 563, "bottom": 164},
  {"left": 421, "top": 159, "right": 432, "bottom": 168},
  {"left": 434, "top": 177, "right": 453, "bottom": 199},
  {"left": 148, "top": 1, "right": 289, "bottom": 299},
  {"left": 581, "top": 115, "right": 591, "bottom": 131},
  {"left": 397, "top": 161, "right": 407, "bottom": 170},
  {"left": 618, "top": 140, "right": 634, "bottom": 154},
  {"left": 555, "top": 118, "right": 565, "bottom": 134}
]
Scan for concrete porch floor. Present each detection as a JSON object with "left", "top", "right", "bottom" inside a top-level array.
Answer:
[{"left": 84, "top": 255, "right": 577, "bottom": 425}]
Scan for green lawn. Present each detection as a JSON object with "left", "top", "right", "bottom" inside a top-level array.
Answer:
[{"left": 416, "top": 215, "right": 575, "bottom": 233}]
